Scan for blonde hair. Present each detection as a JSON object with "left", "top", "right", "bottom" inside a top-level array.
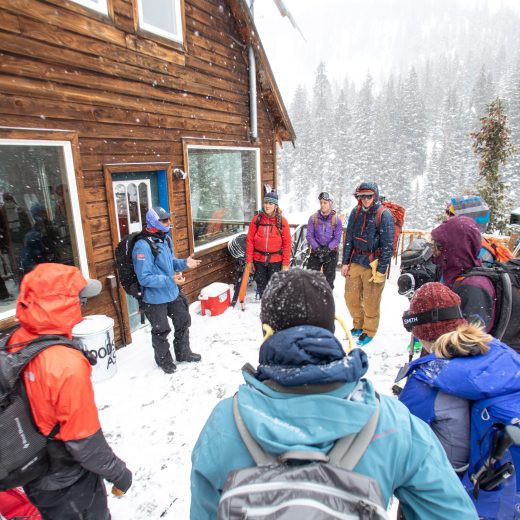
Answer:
[{"left": 434, "top": 322, "right": 491, "bottom": 359}]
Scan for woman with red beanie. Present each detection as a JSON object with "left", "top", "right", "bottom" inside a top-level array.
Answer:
[{"left": 397, "top": 282, "right": 520, "bottom": 519}]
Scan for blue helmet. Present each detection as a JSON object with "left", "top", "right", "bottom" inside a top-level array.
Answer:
[{"left": 146, "top": 206, "right": 171, "bottom": 233}]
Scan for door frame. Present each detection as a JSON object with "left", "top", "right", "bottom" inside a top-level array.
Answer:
[{"left": 104, "top": 162, "right": 174, "bottom": 345}]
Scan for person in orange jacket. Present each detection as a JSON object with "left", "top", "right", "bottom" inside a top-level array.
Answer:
[
  {"left": 7, "top": 263, "right": 132, "bottom": 520},
  {"left": 245, "top": 191, "right": 291, "bottom": 298}
]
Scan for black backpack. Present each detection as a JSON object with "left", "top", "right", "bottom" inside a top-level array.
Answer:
[
  {"left": 454, "top": 259, "right": 520, "bottom": 352},
  {"left": 0, "top": 332, "right": 90, "bottom": 490},
  {"left": 114, "top": 232, "right": 164, "bottom": 300}
]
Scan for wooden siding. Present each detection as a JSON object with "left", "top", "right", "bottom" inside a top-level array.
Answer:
[{"left": 0, "top": 0, "right": 283, "bottom": 343}]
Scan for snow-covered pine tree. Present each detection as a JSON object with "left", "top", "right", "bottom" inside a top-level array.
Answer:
[{"left": 471, "top": 97, "right": 516, "bottom": 233}]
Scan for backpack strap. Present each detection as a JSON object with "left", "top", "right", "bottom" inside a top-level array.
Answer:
[
  {"left": 327, "top": 393, "right": 380, "bottom": 470},
  {"left": 0, "top": 335, "right": 86, "bottom": 399},
  {"left": 232, "top": 390, "right": 380, "bottom": 470},
  {"left": 232, "top": 394, "right": 277, "bottom": 466}
]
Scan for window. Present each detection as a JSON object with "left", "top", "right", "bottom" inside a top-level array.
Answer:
[
  {"left": 70, "top": 0, "right": 108, "bottom": 15},
  {"left": 0, "top": 140, "right": 89, "bottom": 319},
  {"left": 137, "top": 0, "right": 183, "bottom": 43},
  {"left": 187, "top": 146, "right": 261, "bottom": 250}
]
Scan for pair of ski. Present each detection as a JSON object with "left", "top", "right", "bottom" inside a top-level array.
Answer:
[{"left": 231, "top": 264, "right": 251, "bottom": 310}]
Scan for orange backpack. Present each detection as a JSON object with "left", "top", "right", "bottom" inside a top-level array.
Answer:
[
  {"left": 481, "top": 237, "right": 513, "bottom": 264},
  {"left": 376, "top": 201, "right": 405, "bottom": 257}
]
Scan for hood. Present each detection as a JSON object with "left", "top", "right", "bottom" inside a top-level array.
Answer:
[
  {"left": 237, "top": 371, "right": 377, "bottom": 456},
  {"left": 257, "top": 326, "right": 368, "bottom": 386},
  {"left": 16, "top": 263, "right": 87, "bottom": 337},
  {"left": 431, "top": 216, "right": 482, "bottom": 287},
  {"left": 355, "top": 182, "right": 379, "bottom": 200}
]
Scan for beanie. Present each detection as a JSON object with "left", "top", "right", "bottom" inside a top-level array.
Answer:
[
  {"left": 260, "top": 268, "right": 335, "bottom": 333},
  {"left": 264, "top": 190, "right": 279, "bottom": 205},
  {"left": 409, "top": 282, "right": 467, "bottom": 341}
]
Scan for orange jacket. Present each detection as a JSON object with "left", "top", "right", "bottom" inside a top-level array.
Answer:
[
  {"left": 8, "top": 263, "right": 100, "bottom": 441},
  {"left": 246, "top": 210, "right": 292, "bottom": 265}
]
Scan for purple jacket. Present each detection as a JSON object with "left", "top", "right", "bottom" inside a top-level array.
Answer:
[
  {"left": 306, "top": 211, "right": 343, "bottom": 251},
  {"left": 432, "top": 216, "right": 496, "bottom": 332}
]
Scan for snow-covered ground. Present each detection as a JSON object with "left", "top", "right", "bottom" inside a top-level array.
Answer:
[{"left": 94, "top": 267, "right": 411, "bottom": 519}]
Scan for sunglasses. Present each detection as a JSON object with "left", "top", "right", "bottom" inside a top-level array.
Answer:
[
  {"left": 432, "top": 241, "right": 444, "bottom": 252},
  {"left": 319, "top": 192, "right": 331, "bottom": 201},
  {"left": 357, "top": 194, "right": 374, "bottom": 201}
]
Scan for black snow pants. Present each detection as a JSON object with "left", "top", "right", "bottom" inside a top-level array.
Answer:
[
  {"left": 253, "top": 261, "right": 282, "bottom": 298},
  {"left": 144, "top": 292, "right": 193, "bottom": 367},
  {"left": 25, "top": 470, "right": 110, "bottom": 520},
  {"left": 307, "top": 249, "right": 339, "bottom": 289}
]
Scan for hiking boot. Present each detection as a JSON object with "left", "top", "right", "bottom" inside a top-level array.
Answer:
[
  {"left": 159, "top": 360, "right": 177, "bottom": 374},
  {"left": 350, "top": 328, "right": 363, "bottom": 337},
  {"left": 176, "top": 352, "right": 201, "bottom": 363},
  {"left": 357, "top": 333, "right": 373, "bottom": 346}
]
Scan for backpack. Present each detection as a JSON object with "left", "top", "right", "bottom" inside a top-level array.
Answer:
[
  {"left": 312, "top": 211, "right": 338, "bottom": 232},
  {"left": 481, "top": 237, "right": 513, "bottom": 265},
  {"left": 114, "top": 232, "right": 167, "bottom": 300},
  {"left": 377, "top": 201, "right": 405, "bottom": 258},
  {"left": 0, "top": 332, "right": 89, "bottom": 491},
  {"left": 454, "top": 259, "right": 520, "bottom": 352},
  {"left": 218, "top": 395, "right": 388, "bottom": 520},
  {"left": 355, "top": 201, "right": 405, "bottom": 258},
  {"left": 467, "top": 391, "right": 520, "bottom": 501}
]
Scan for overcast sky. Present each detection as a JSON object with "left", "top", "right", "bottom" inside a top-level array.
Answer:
[{"left": 252, "top": 0, "right": 520, "bottom": 104}]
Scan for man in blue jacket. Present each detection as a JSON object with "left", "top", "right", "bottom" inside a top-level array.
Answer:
[
  {"left": 306, "top": 191, "right": 343, "bottom": 288},
  {"left": 133, "top": 207, "right": 201, "bottom": 374},
  {"left": 341, "top": 182, "right": 394, "bottom": 346},
  {"left": 190, "top": 268, "right": 478, "bottom": 520}
]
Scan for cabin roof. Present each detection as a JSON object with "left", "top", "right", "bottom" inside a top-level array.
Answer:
[{"left": 228, "top": 0, "right": 296, "bottom": 144}]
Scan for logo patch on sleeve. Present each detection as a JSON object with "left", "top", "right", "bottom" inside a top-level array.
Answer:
[{"left": 136, "top": 253, "right": 145, "bottom": 260}]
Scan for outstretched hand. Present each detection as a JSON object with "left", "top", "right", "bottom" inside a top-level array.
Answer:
[{"left": 186, "top": 255, "right": 201, "bottom": 269}]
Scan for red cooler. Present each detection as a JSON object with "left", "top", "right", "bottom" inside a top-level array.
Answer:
[{"left": 198, "top": 282, "right": 231, "bottom": 317}]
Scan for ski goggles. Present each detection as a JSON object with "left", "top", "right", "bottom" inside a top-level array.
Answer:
[
  {"left": 357, "top": 193, "right": 374, "bottom": 201},
  {"left": 402, "top": 305, "right": 463, "bottom": 332},
  {"left": 318, "top": 192, "right": 332, "bottom": 201}
]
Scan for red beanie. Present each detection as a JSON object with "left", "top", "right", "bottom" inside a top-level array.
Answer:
[{"left": 409, "top": 282, "right": 467, "bottom": 341}]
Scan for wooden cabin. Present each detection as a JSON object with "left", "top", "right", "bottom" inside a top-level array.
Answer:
[{"left": 0, "top": 0, "right": 295, "bottom": 344}]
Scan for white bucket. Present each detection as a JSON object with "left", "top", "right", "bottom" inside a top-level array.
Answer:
[{"left": 72, "top": 315, "right": 117, "bottom": 383}]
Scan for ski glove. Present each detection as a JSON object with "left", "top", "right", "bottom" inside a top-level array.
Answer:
[
  {"left": 370, "top": 271, "right": 386, "bottom": 283},
  {"left": 112, "top": 467, "right": 132, "bottom": 495}
]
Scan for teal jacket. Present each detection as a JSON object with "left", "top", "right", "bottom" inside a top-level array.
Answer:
[{"left": 190, "top": 371, "right": 477, "bottom": 519}]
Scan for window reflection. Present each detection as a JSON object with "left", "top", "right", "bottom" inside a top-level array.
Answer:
[
  {"left": 187, "top": 147, "right": 259, "bottom": 248},
  {"left": 0, "top": 144, "right": 79, "bottom": 313}
]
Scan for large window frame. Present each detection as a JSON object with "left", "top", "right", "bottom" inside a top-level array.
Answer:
[
  {"left": 0, "top": 131, "right": 92, "bottom": 324},
  {"left": 69, "top": 0, "right": 108, "bottom": 15},
  {"left": 136, "top": 0, "right": 184, "bottom": 45},
  {"left": 184, "top": 143, "right": 262, "bottom": 254}
]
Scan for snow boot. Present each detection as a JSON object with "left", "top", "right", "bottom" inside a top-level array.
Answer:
[
  {"left": 177, "top": 352, "right": 201, "bottom": 362},
  {"left": 357, "top": 333, "right": 373, "bottom": 346}
]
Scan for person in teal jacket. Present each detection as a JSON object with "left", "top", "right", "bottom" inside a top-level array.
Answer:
[{"left": 190, "top": 268, "right": 478, "bottom": 520}]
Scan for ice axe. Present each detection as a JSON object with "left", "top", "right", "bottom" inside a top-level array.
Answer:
[{"left": 471, "top": 424, "right": 520, "bottom": 497}]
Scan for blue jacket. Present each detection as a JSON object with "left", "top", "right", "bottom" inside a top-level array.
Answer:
[
  {"left": 190, "top": 326, "right": 477, "bottom": 520},
  {"left": 399, "top": 339, "right": 520, "bottom": 519},
  {"left": 341, "top": 182, "right": 394, "bottom": 273},
  {"left": 132, "top": 231, "right": 187, "bottom": 304},
  {"left": 306, "top": 210, "right": 343, "bottom": 251}
]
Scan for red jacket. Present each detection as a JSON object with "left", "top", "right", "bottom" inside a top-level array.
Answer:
[{"left": 246, "top": 210, "right": 291, "bottom": 266}]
